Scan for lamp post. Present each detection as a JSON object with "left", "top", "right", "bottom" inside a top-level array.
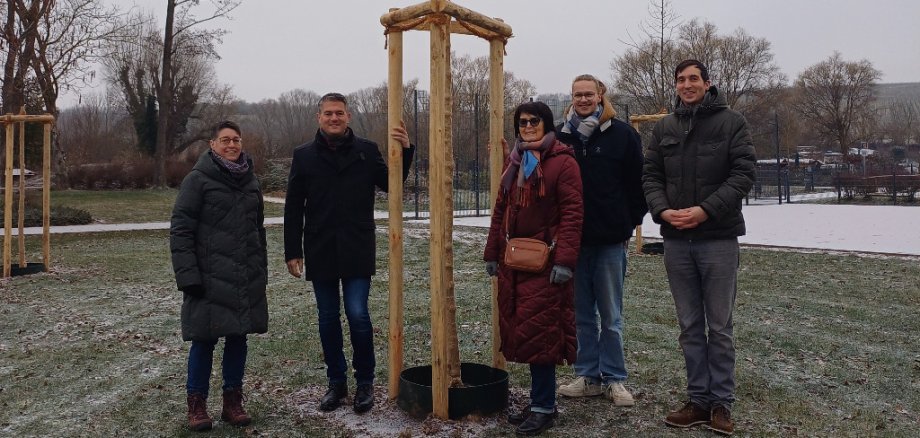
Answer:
[{"left": 773, "top": 112, "right": 781, "bottom": 204}]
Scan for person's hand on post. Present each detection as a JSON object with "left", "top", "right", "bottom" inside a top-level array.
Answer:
[
  {"left": 487, "top": 138, "right": 510, "bottom": 160},
  {"left": 485, "top": 261, "right": 499, "bottom": 277},
  {"left": 286, "top": 258, "right": 304, "bottom": 278},
  {"left": 390, "top": 120, "right": 410, "bottom": 149},
  {"left": 549, "top": 265, "right": 573, "bottom": 284}
]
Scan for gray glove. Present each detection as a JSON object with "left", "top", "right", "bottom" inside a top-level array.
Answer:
[
  {"left": 485, "top": 261, "right": 499, "bottom": 277},
  {"left": 549, "top": 265, "right": 573, "bottom": 284}
]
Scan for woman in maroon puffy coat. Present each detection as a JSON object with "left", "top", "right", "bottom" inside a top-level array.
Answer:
[{"left": 484, "top": 101, "right": 584, "bottom": 436}]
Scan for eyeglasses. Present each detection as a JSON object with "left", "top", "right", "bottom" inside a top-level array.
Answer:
[
  {"left": 216, "top": 137, "right": 242, "bottom": 146},
  {"left": 518, "top": 117, "right": 542, "bottom": 127},
  {"left": 573, "top": 92, "right": 597, "bottom": 100}
]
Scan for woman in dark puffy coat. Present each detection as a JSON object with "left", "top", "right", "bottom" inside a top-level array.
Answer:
[
  {"left": 170, "top": 120, "right": 268, "bottom": 432},
  {"left": 484, "top": 101, "right": 584, "bottom": 436}
]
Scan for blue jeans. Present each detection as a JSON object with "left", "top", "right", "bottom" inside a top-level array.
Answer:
[
  {"left": 573, "top": 242, "right": 628, "bottom": 384},
  {"left": 529, "top": 364, "right": 557, "bottom": 413},
  {"left": 663, "top": 238, "right": 739, "bottom": 409},
  {"left": 312, "top": 277, "right": 375, "bottom": 386},
  {"left": 186, "top": 335, "right": 247, "bottom": 397}
]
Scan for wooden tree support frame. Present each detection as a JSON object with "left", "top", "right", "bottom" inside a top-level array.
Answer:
[
  {"left": 381, "top": 0, "right": 512, "bottom": 419},
  {"left": 629, "top": 112, "right": 669, "bottom": 254},
  {"left": 2, "top": 111, "right": 55, "bottom": 278}
]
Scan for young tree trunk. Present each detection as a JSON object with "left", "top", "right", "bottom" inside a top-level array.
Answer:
[{"left": 153, "top": 0, "right": 177, "bottom": 187}]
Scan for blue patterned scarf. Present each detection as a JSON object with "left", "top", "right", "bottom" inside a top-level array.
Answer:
[
  {"left": 500, "top": 132, "right": 555, "bottom": 207},
  {"left": 561, "top": 103, "right": 603, "bottom": 144}
]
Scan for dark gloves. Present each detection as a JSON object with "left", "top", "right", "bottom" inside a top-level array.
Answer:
[
  {"left": 549, "top": 265, "right": 573, "bottom": 284},
  {"left": 181, "top": 284, "right": 205, "bottom": 297},
  {"left": 485, "top": 261, "right": 499, "bottom": 277}
]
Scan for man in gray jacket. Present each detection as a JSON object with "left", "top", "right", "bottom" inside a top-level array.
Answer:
[{"left": 643, "top": 60, "right": 756, "bottom": 436}]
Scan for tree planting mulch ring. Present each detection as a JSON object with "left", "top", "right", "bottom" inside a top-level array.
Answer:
[
  {"left": 398, "top": 362, "right": 508, "bottom": 420},
  {"left": 641, "top": 242, "right": 664, "bottom": 255},
  {"left": 10, "top": 262, "right": 45, "bottom": 276}
]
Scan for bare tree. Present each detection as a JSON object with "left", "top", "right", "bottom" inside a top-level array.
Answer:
[
  {"left": 793, "top": 52, "right": 881, "bottom": 155},
  {"left": 611, "top": 38, "right": 680, "bottom": 115},
  {"left": 1, "top": 0, "right": 131, "bottom": 184},
  {"left": 613, "top": 15, "right": 785, "bottom": 118},
  {"left": 1, "top": 0, "right": 130, "bottom": 114},
  {"left": 611, "top": 0, "right": 680, "bottom": 115},
  {"left": 56, "top": 91, "right": 132, "bottom": 164},
  {"left": 348, "top": 82, "right": 389, "bottom": 142},
  {"left": 704, "top": 26, "right": 786, "bottom": 111},
  {"left": 152, "top": 0, "right": 239, "bottom": 186},
  {"left": 883, "top": 98, "right": 920, "bottom": 145},
  {"left": 104, "top": 5, "right": 236, "bottom": 170}
]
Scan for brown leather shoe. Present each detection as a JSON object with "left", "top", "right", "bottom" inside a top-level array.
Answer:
[
  {"left": 221, "top": 387, "right": 252, "bottom": 427},
  {"left": 664, "top": 402, "right": 710, "bottom": 428},
  {"left": 186, "top": 393, "right": 213, "bottom": 431},
  {"left": 709, "top": 405, "right": 734, "bottom": 435}
]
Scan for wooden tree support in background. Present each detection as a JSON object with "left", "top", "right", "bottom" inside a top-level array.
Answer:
[
  {"left": 2, "top": 111, "right": 55, "bottom": 278},
  {"left": 629, "top": 112, "right": 669, "bottom": 254},
  {"left": 381, "top": 0, "right": 512, "bottom": 420}
]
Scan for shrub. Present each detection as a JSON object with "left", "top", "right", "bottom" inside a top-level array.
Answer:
[
  {"left": 258, "top": 158, "right": 292, "bottom": 193},
  {"left": 0, "top": 198, "right": 93, "bottom": 226}
]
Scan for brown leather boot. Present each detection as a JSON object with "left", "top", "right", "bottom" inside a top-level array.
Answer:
[
  {"left": 221, "top": 387, "right": 252, "bottom": 427},
  {"left": 186, "top": 393, "right": 213, "bottom": 431}
]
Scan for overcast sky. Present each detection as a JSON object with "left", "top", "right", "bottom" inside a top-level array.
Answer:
[{"left": 64, "top": 0, "right": 919, "bottom": 106}]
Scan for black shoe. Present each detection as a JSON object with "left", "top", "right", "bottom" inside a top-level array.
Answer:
[
  {"left": 515, "top": 411, "right": 555, "bottom": 436},
  {"left": 508, "top": 407, "right": 531, "bottom": 425},
  {"left": 353, "top": 384, "right": 374, "bottom": 413},
  {"left": 318, "top": 382, "right": 347, "bottom": 412},
  {"left": 509, "top": 407, "right": 557, "bottom": 425}
]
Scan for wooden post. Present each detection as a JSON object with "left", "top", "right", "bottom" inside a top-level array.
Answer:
[
  {"left": 488, "top": 38, "right": 506, "bottom": 371},
  {"left": 386, "top": 23, "right": 405, "bottom": 400},
  {"left": 3, "top": 117, "right": 13, "bottom": 277},
  {"left": 629, "top": 113, "right": 668, "bottom": 255},
  {"left": 428, "top": 10, "right": 454, "bottom": 419},
  {"left": 380, "top": 1, "right": 512, "bottom": 416},
  {"left": 42, "top": 121, "right": 51, "bottom": 271},
  {"left": 18, "top": 110, "right": 26, "bottom": 267},
  {"left": 1, "top": 113, "right": 54, "bottom": 277},
  {"left": 630, "top": 118, "right": 644, "bottom": 254}
]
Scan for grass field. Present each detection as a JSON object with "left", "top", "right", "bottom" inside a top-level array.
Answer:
[{"left": 2, "top": 220, "right": 919, "bottom": 437}]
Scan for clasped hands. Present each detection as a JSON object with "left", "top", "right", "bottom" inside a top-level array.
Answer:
[{"left": 660, "top": 206, "right": 708, "bottom": 230}]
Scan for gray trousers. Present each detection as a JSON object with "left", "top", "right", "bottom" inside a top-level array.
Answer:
[{"left": 663, "top": 238, "right": 739, "bottom": 409}]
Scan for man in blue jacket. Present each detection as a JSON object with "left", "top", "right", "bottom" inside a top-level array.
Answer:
[
  {"left": 284, "top": 92, "right": 414, "bottom": 414},
  {"left": 556, "top": 74, "right": 648, "bottom": 407}
]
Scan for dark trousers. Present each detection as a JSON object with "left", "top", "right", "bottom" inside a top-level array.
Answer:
[
  {"left": 312, "top": 277, "right": 375, "bottom": 386},
  {"left": 186, "top": 335, "right": 247, "bottom": 397},
  {"left": 663, "top": 238, "right": 739, "bottom": 409},
  {"left": 529, "top": 363, "right": 557, "bottom": 413}
]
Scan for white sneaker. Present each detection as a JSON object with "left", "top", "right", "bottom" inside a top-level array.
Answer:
[
  {"left": 604, "top": 382, "right": 635, "bottom": 406},
  {"left": 557, "top": 376, "right": 603, "bottom": 397}
]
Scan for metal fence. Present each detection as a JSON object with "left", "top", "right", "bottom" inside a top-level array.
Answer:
[{"left": 749, "top": 162, "right": 920, "bottom": 205}]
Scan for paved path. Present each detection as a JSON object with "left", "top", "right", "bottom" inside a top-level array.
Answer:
[{"left": 10, "top": 192, "right": 919, "bottom": 256}]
